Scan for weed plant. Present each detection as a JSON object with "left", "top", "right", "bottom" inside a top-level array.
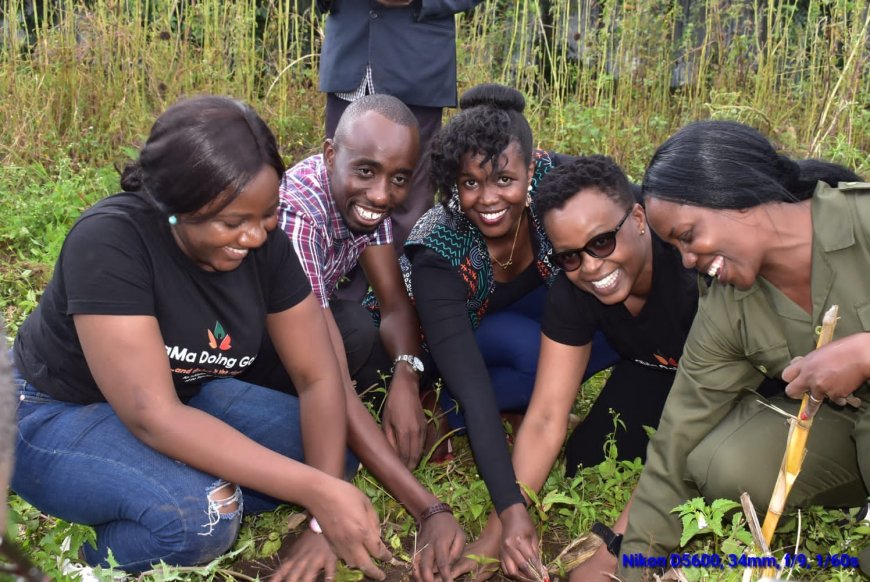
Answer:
[{"left": 1, "top": 0, "right": 869, "bottom": 579}]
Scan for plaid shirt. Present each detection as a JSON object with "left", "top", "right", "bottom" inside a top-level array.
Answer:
[
  {"left": 335, "top": 66, "right": 374, "bottom": 101},
  {"left": 278, "top": 154, "right": 392, "bottom": 308}
]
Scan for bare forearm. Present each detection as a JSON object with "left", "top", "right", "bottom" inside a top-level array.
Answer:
[
  {"left": 378, "top": 305, "right": 422, "bottom": 360},
  {"left": 512, "top": 413, "right": 569, "bottom": 494},
  {"left": 612, "top": 495, "right": 633, "bottom": 533},
  {"left": 136, "top": 402, "right": 333, "bottom": 509},
  {"left": 299, "top": 379, "right": 346, "bottom": 478},
  {"left": 346, "top": 392, "right": 436, "bottom": 519},
  {"left": 266, "top": 302, "right": 347, "bottom": 479}
]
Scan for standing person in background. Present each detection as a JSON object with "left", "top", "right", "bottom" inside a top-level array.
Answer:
[{"left": 317, "top": 0, "right": 484, "bottom": 300}]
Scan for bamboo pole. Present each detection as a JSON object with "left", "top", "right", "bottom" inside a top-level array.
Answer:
[{"left": 756, "top": 304, "right": 839, "bottom": 577}]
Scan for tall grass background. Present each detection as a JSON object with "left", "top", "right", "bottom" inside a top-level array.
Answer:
[
  {"left": 0, "top": 1, "right": 867, "bottom": 320},
  {"left": 1, "top": 0, "right": 868, "bottom": 578},
  {"left": 2, "top": 0, "right": 868, "bottom": 176}
]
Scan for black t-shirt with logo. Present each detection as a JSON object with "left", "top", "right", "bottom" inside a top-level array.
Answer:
[
  {"left": 541, "top": 234, "right": 697, "bottom": 372},
  {"left": 14, "top": 192, "right": 311, "bottom": 404}
]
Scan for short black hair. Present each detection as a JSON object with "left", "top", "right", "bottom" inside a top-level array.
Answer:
[
  {"left": 429, "top": 83, "right": 534, "bottom": 203},
  {"left": 536, "top": 155, "right": 634, "bottom": 219},
  {"left": 120, "top": 95, "right": 284, "bottom": 218},
  {"left": 334, "top": 94, "right": 418, "bottom": 144}
]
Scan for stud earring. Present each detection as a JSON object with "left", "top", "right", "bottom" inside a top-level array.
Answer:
[
  {"left": 168, "top": 215, "right": 178, "bottom": 225},
  {"left": 640, "top": 228, "right": 645, "bottom": 235},
  {"left": 526, "top": 184, "right": 533, "bottom": 207}
]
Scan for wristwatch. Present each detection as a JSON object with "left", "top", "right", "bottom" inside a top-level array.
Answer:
[
  {"left": 591, "top": 521, "right": 623, "bottom": 556},
  {"left": 393, "top": 354, "right": 424, "bottom": 375}
]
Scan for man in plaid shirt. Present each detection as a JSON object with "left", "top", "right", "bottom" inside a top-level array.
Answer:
[
  {"left": 249, "top": 94, "right": 467, "bottom": 580},
  {"left": 279, "top": 94, "right": 430, "bottom": 470}
]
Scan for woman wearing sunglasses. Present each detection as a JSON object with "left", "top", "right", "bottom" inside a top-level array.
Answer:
[{"left": 453, "top": 154, "right": 700, "bottom": 580}]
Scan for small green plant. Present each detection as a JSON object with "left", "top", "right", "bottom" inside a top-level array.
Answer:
[
  {"left": 667, "top": 497, "right": 868, "bottom": 581},
  {"left": 672, "top": 497, "right": 746, "bottom": 548}
]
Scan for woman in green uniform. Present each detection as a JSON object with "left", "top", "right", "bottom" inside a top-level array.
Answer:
[{"left": 619, "top": 119, "right": 868, "bottom": 580}]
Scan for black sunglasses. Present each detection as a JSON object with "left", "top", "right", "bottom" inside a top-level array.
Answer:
[{"left": 550, "top": 207, "right": 633, "bottom": 272}]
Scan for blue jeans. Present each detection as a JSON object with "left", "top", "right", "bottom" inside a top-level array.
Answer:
[
  {"left": 441, "top": 285, "right": 619, "bottom": 428},
  {"left": 12, "top": 373, "right": 355, "bottom": 572}
]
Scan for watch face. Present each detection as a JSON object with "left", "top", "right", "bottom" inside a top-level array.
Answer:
[
  {"left": 396, "top": 355, "right": 424, "bottom": 373},
  {"left": 408, "top": 356, "right": 423, "bottom": 373}
]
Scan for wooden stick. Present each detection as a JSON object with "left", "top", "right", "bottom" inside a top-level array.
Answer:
[
  {"left": 740, "top": 492, "right": 770, "bottom": 556},
  {"left": 757, "top": 305, "right": 839, "bottom": 577}
]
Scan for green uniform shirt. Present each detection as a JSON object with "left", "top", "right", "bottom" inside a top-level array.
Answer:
[{"left": 620, "top": 182, "right": 870, "bottom": 574}]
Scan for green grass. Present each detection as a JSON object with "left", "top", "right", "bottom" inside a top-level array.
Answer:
[{"left": 1, "top": 0, "right": 869, "bottom": 579}]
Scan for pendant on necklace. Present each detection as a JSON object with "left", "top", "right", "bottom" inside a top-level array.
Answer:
[{"left": 491, "top": 211, "right": 524, "bottom": 270}]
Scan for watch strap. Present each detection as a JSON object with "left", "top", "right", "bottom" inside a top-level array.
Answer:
[
  {"left": 393, "top": 354, "right": 424, "bottom": 374},
  {"left": 591, "top": 521, "right": 623, "bottom": 556}
]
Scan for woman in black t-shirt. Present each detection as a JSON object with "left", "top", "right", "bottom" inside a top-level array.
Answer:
[
  {"left": 454, "top": 155, "right": 699, "bottom": 580},
  {"left": 10, "top": 96, "right": 392, "bottom": 579}
]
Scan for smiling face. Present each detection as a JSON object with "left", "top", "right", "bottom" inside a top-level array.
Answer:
[
  {"left": 171, "top": 164, "right": 280, "bottom": 272},
  {"left": 544, "top": 188, "right": 650, "bottom": 304},
  {"left": 457, "top": 141, "right": 535, "bottom": 240},
  {"left": 324, "top": 110, "right": 420, "bottom": 234},
  {"left": 644, "top": 196, "right": 763, "bottom": 289}
]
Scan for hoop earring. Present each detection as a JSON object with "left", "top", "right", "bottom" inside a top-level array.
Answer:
[{"left": 168, "top": 215, "right": 178, "bottom": 226}]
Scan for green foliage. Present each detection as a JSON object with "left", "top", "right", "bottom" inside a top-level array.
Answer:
[
  {"left": 6, "top": 492, "right": 101, "bottom": 580},
  {"left": 1, "top": 0, "right": 868, "bottom": 578},
  {"left": 233, "top": 504, "right": 299, "bottom": 561},
  {"left": 668, "top": 497, "right": 869, "bottom": 581},
  {"left": 672, "top": 496, "right": 744, "bottom": 547},
  {"left": 542, "top": 415, "right": 640, "bottom": 540},
  {"left": 0, "top": 159, "right": 117, "bottom": 337}
]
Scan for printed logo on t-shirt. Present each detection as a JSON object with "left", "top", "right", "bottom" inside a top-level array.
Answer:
[
  {"left": 164, "top": 320, "right": 256, "bottom": 383},
  {"left": 208, "top": 321, "right": 232, "bottom": 351},
  {"left": 653, "top": 353, "right": 678, "bottom": 368},
  {"left": 633, "top": 352, "right": 679, "bottom": 372}
]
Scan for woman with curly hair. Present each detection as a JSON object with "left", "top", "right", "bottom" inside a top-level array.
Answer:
[{"left": 380, "top": 83, "right": 618, "bottom": 576}]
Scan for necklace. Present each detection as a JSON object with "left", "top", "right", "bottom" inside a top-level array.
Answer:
[{"left": 492, "top": 211, "right": 524, "bottom": 270}]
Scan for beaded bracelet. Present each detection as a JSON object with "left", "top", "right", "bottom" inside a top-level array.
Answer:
[{"left": 417, "top": 502, "right": 452, "bottom": 527}]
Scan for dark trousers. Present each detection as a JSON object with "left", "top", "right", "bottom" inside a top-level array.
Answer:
[
  {"left": 330, "top": 299, "right": 393, "bottom": 400},
  {"left": 441, "top": 286, "right": 619, "bottom": 430},
  {"left": 565, "top": 360, "right": 674, "bottom": 476},
  {"left": 325, "top": 93, "right": 444, "bottom": 301},
  {"left": 238, "top": 300, "right": 383, "bottom": 395},
  {"left": 564, "top": 365, "right": 797, "bottom": 478}
]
